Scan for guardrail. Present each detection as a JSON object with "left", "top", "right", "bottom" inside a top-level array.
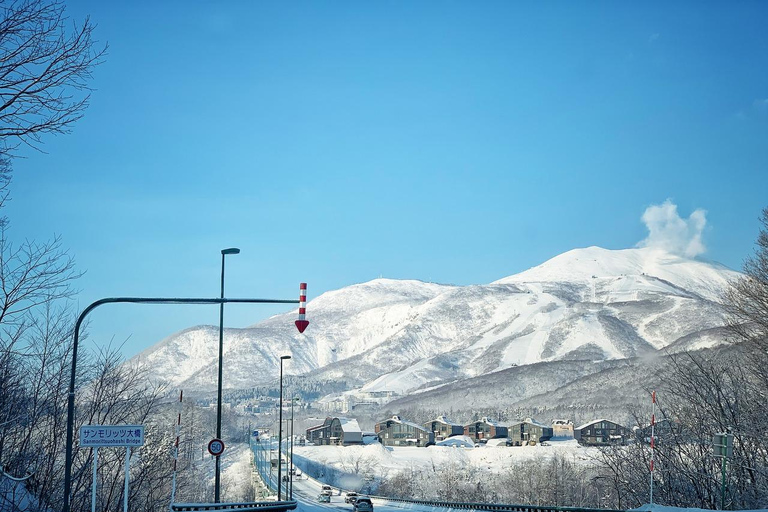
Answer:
[
  {"left": 369, "top": 496, "right": 624, "bottom": 512},
  {"left": 171, "top": 501, "right": 297, "bottom": 512},
  {"left": 250, "top": 439, "right": 285, "bottom": 498}
]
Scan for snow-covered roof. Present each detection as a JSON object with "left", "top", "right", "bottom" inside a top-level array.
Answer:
[
  {"left": 307, "top": 417, "right": 334, "bottom": 431},
  {"left": 515, "top": 418, "right": 549, "bottom": 429},
  {"left": 576, "top": 418, "right": 622, "bottom": 431},
  {"left": 473, "top": 417, "right": 503, "bottom": 427},
  {"left": 384, "top": 415, "right": 427, "bottom": 432},
  {"left": 338, "top": 418, "right": 362, "bottom": 433},
  {"left": 436, "top": 435, "right": 474, "bottom": 447},
  {"left": 432, "top": 415, "right": 461, "bottom": 426}
]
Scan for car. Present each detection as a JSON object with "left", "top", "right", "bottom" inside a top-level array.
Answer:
[
  {"left": 354, "top": 497, "right": 373, "bottom": 512},
  {"left": 317, "top": 491, "right": 331, "bottom": 503},
  {"left": 321, "top": 485, "right": 332, "bottom": 492},
  {"left": 344, "top": 492, "right": 359, "bottom": 504}
]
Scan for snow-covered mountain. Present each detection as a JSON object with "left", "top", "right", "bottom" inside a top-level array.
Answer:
[{"left": 131, "top": 246, "right": 741, "bottom": 396}]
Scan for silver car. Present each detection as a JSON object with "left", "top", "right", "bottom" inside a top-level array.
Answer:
[{"left": 354, "top": 497, "right": 373, "bottom": 512}]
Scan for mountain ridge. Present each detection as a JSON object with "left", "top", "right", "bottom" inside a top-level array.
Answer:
[{"left": 130, "top": 246, "right": 741, "bottom": 400}]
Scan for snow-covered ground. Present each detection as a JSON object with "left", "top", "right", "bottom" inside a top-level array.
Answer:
[
  {"left": 189, "top": 442, "right": 255, "bottom": 502},
  {"left": 252, "top": 441, "right": 768, "bottom": 512},
  {"left": 220, "top": 443, "right": 255, "bottom": 495},
  {"left": 631, "top": 506, "right": 768, "bottom": 512},
  {"left": 293, "top": 438, "right": 598, "bottom": 479}
]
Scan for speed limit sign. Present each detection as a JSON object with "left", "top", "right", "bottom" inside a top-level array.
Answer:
[{"left": 208, "top": 438, "right": 225, "bottom": 456}]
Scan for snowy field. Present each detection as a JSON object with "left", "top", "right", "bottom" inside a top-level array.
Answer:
[
  {"left": 219, "top": 443, "right": 255, "bottom": 492},
  {"left": 292, "top": 438, "right": 600, "bottom": 478},
  {"left": 184, "top": 442, "right": 255, "bottom": 502}
]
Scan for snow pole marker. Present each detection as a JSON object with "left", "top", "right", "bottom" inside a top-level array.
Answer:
[
  {"left": 650, "top": 390, "right": 656, "bottom": 505},
  {"left": 295, "top": 283, "right": 309, "bottom": 333}
]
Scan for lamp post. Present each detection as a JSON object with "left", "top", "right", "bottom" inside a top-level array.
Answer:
[
  {"left": 277, "top": 355, "right": 291, "bottom": 501},
  {"left": 289, "top": 396, "right": 299, "bottom": 500},
  {"left": 61, "top": 293, "right": 304, "bottom": 512},
  {"left": 214, "top": 247, "right": 240, "bottom": 502}
]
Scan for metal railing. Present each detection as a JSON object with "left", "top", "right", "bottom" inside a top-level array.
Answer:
[
  {"left": 369, "top": 496, "right": 625, "bottom": 512},
  {"left": 171, "top": 501, "right": 297, "bottom": 512}
]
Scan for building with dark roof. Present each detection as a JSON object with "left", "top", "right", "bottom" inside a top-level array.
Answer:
[
  {"left": 575, "top": 419, "right": 630, "bottom": 446},
  {"left": 423, "top": 416, "right": 464, "bottom": 441},
  {"left": 306, "top": 417, "right": 363, "bottom": 446},
  {"left": 508, "top": 418, "right": 553, "bottom": 446},
  {"left": 464, "top": 417, "right": 508, "bottom": 442},
  {"left": 376, "top": 415, "right": 434, "bottom": 447}
]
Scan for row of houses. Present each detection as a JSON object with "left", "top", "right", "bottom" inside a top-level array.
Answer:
[{"left": 306, "top": 415, "right": 633, "bottom": 447}]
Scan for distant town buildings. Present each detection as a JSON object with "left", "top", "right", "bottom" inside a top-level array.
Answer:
[
  {"left": 318, "top": 391, "right": 400, "bottom": 413},
  {"left": 302, "top": 413, "right": 631, "bottom": 448}
]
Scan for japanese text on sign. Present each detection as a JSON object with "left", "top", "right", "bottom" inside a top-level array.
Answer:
[{"left": 79, "top": 425, "right": 145, "bottom": 447}]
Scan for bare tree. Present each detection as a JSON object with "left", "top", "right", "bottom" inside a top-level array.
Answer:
[
  {"left": 0, "top": 2, "right": 106, "bottom": 508},
  {"left": 69, "top": 348, "right": 169, "bottom": 512},
  {"left": 0, "top": 0, "right": 105, "bottom": 155},
  {"left": 598, "top": 208, "right": 768, "bottom": 510},
  {"left": 725, "top": 207, "right": 768, "bottom": 343},
  {"left": 724, "top": 206, "right": 768, "bottom": 410},
  {"left": 0, "top": 168, "right": 82, "bottom": 510}
]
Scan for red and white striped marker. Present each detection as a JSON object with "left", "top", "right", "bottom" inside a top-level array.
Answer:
[
  {"left": 650, "top": 390, "right": 656, "bottom": 504},
  {"left": 295, "top": 283, "right": 309, "bottom": 333}
]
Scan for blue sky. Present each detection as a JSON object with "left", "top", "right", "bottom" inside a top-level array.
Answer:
[{"left": 7, "top": 1, "right": 768, "bottom": 357}]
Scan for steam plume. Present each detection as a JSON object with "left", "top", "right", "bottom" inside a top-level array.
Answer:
[{"left": 638, "top": 200, "right": 707, "bottom": 258}]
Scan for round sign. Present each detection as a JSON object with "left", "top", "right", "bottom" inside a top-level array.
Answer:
[{"left": 208, "top": 438, "right": 225, "bottom": 456}]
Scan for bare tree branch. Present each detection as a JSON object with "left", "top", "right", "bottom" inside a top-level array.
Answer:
[{"left": 0, "top": 0, "right": 106, "bottom": 155}]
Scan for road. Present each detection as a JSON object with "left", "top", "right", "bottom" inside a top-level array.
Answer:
[
  {"left": 251, "top": 440, "right": 415, "bottom": 512},
  {"left": 290, "top": 473, "right": 411, "bottom": 512}
]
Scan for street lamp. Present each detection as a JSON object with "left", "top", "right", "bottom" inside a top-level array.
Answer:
[
  {"left": 61, "top": 294, "right": 303, "bottom": 512},
  {"left": 277, "top": 355, "right": 291, "bottom": 501},
  {"left": 289, "top": 396, "right": 299, "bottom": 500},
  {"left": 215, "top": 247, "right": 240, "bottom": 502}
]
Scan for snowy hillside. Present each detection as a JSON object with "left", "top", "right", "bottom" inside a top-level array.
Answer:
[
  {"left": 495, "top": 246, "right": 735, "bottom": 302},
  {"left": 132, "top": 279, "right": 454, "bottom": 391},
  {"left": 131, "top": 247, "right": 741, "bottom": 397}
]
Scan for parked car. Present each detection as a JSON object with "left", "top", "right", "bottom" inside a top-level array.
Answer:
[
  {"left": 354, "top": 497, "right": 373, "bottom": 512},
  {"left": 344, "top": 492, "right": 359, "bottom": 504},
  {"left": 317, "top": 491, "right": 331, "bottom": 503}
]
